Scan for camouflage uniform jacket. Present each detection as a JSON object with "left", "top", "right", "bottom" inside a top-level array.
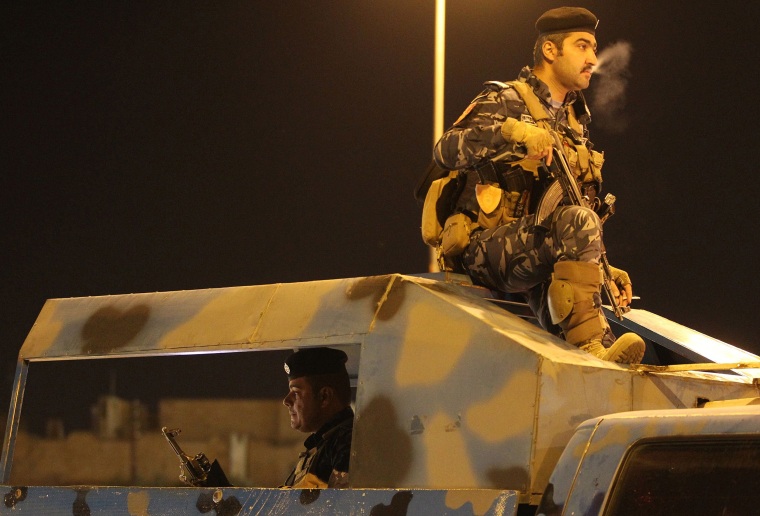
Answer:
[
  {"left": 433, "top": 66, "right": 598, "bottom": 221},
  {"left": 284, "top": 407, "right": 354, "bottom": 488}
]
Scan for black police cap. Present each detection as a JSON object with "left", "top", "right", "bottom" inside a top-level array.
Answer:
[
  {"left": 284, "top": 347, "right": 348, "bottom": 379},
  {"left": 535, "top": 7, "right": 598, "bottom": 36}
]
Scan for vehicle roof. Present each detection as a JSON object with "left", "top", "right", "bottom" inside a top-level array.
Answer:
[{"left": 15, "top": 273, "right": 760, "bottom": 376}]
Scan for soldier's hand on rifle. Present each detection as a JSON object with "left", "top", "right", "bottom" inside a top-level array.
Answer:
[
  {"left": 501, "top": 118, "right": 553, "bottom": 165},
  {"left": 606, "top": 266, "right": 633, "bottom": 307}
]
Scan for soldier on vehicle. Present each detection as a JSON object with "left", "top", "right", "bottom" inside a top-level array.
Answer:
[
  {"left": 429, "top": 7, "right": 644, "bottom": 364},
  {"left": 282, "top": 347, "right": 353, "bottom": 488},
  {"left": 164, "top": 346, "right": 353, "bottom": 489}
]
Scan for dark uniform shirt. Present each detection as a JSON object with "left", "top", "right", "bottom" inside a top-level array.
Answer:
[{"left": 284, "top": 406, "right": 354, "bottom": 488}]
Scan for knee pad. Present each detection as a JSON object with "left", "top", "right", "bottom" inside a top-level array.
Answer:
[
  {"left": 547, "top": 279, "right": 574, "bottom": 325},
  {"left": 547, "top": 260, "right": 603, "bottom": 326}
]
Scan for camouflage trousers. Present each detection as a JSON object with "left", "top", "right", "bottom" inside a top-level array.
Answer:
[{"left": 462, "top": 205, "right": 603, "bottom": 334}]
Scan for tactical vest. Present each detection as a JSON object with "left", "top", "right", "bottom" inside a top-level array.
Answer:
[{"left": 501, "top": 79, "right": 604, "bottom": 188}]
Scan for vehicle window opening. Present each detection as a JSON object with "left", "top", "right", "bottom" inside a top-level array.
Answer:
[{"left": 10, "top": 348, "right": 358, "bottom": 488}]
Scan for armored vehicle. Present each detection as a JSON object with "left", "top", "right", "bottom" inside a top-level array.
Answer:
[{"left": 2, "top": 273, "right": 759, "bottom": 514}]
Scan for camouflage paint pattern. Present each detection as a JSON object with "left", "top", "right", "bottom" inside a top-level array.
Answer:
[{"left": 2, "top": 273, "right": 759, "bottom": 513}]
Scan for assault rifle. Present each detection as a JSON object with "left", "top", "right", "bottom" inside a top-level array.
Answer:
[
  {"left": 535, "top": 130, "right": 628, "bottom": 321},
  {"left": 161, "top": 426, "right": 211, "bottom": 486}
]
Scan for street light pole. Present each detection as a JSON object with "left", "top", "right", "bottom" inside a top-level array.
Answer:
[
  {"left": 429, "top": 0, "right": 446, "bottom": 272},
  {"left": 433, "top": 0, "right": 446, "bottom": 144}
]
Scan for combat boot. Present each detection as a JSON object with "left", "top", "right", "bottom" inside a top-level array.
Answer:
[
  {"left": 580, "top": 334, "right": 645, "bottom": 364},
  {"left": 547, "top": 260, "right": 645, "bottom": 365}
]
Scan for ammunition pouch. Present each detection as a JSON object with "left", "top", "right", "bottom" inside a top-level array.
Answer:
[
  {"left": 441, "top": 212, "right": 475, "bottom": 257},
  {"left": 421, "top": 171, "right": 463, "bottom": 247},
  {"left": 475, "top": 161, "right": 531, "bottom": 192},
  {"left": 477, "top": 189, "right": 519, "bottom": 230},
  {"left": 421, "top": 170, "right": 475, "bottom": 262},
  {"left": 566, "top": 145, "right": 604, "bottom": 185},
  {"left": 474, "top": 161, "right": 533, "bottom": 229}
]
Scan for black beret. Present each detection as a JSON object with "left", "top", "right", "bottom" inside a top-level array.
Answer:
[
  {"left": 284, "top": 347, "right": 348, "bottom": 379},
  {"left": 535, "top": 7, "right": 598, "bottom": 36}
]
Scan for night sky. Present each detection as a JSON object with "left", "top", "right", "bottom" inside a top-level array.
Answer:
[{"left": 3, "top": 2, "right": 760, "bottom": 427}]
